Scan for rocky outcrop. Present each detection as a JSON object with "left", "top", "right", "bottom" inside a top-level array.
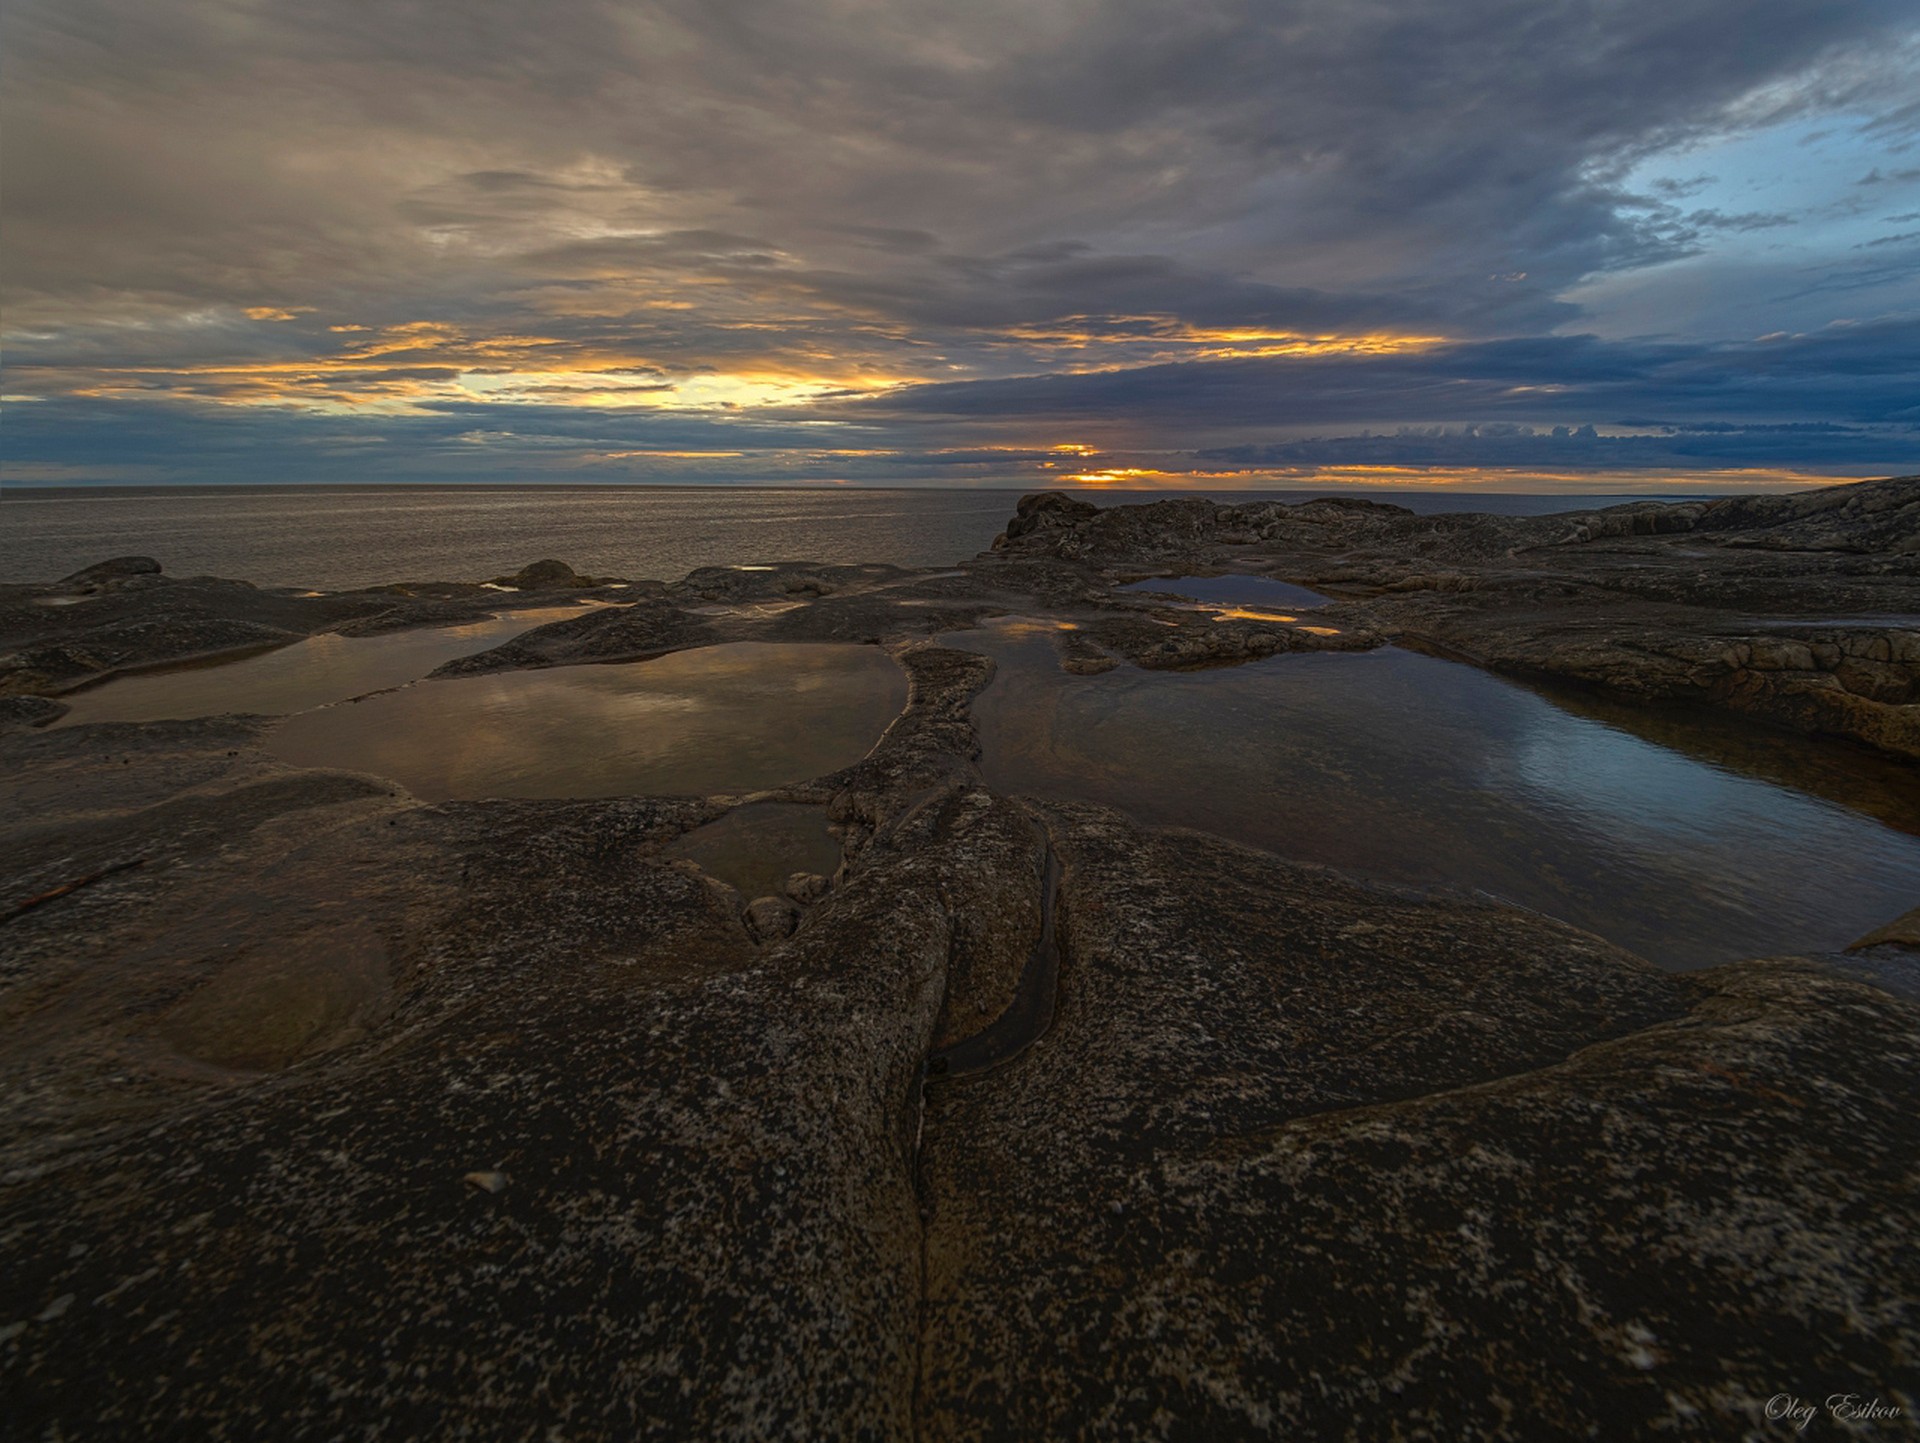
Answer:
[
  {"left": 986, "top": 475, "right": 1920, "bottom": 756},
  {"left": 55, "top": 555, "right": 164, "bottom": 592},
  {"left": 431, "top": 596, "right": 721, "bottom": 675},
  {"left": 993, "top": 489, "right": 1098, "bottom": 546},
  {"left": 0, "top": 695, "right": 70, "bottom": 733},
  {"left": 1081, "top": 609, "right": 1378, "bottom": 669},
  {"left": 0, "top": 560, "right": 629, "bottom": 697},
  {"left": 672, "top": 561, "right": 917, "bottom": 603},
  {"left": 1694, "top": 474, "right": 1920, "bottom": 553},
  {"left": 1400, "top": 612, "right": 1920, "bottom": 757},
  {"left": 993, "top": 492, "right": 1417, "bottom": 562},
  {"left": 1850, "top": 904, "right": 1920, "bottom": 952},
  {"left": 493, "top": 557, "right": 588, "bottom": 589}
]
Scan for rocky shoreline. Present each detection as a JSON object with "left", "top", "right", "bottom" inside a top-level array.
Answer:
[
  {"left": 2, "top": 479, "right": 1917, "bottom": 1439},
  {"left": 8, "top": 476, "right": 1918, "bottom": 758}
]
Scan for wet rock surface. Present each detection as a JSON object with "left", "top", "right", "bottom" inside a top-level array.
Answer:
[{"left": 3, "top": 485, "right": 1918, "bottom": 1438}]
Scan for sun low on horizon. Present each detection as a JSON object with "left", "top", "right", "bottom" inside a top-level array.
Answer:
[{"left": 3, "top": 0, "right": 1918, "bottom": 493}]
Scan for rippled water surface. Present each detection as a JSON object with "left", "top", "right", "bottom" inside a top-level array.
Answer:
[
  {"left": 267, "top": 642, "right": 905, "bottom": 801},
  {"left": 959, "top": 622, "right": 1920, "bottom": 969},
  {"left": 54, "top": 607, "right": 594, "bottom": 726}
]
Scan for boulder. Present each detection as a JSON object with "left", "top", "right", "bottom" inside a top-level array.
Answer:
[
  {"left": 995, "top": 491, "right": 1099, "bottom": 547},
  {"left": 784, "top": 871, "right": 831, "bottom": 905},
  {"left": 498, "top": 558, "right": 583, "bottom": 590},
  {"left": 56, "top": 556, "right": 162, "bottom": 592},
  {"left": 744, "top": 894, "right": 801, "bottom": 941}
]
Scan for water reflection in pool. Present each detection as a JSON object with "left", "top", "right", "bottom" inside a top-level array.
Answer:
[
  {"left": 54, "top": 606, "right": 598, "bottom": 726},
  {"left": 268, "top": 642, "right": 905, "bottom": 801},
  {"left": 664, "top": 802, "right": 840, "bottom": 898},
  {"left": 959, "top": 624, "right": 1920, "bottom": 970}
]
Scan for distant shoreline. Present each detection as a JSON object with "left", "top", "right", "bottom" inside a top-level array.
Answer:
[{"left": 3, "top": 480, "right": 1748, "bottom": 500}]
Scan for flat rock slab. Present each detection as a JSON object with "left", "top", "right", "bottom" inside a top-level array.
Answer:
[{"left": 3, "top": 512, "right": 1917, "bottom": 1438}]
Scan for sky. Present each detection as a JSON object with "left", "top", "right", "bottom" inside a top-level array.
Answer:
[{"left": 3, "top": 0, "right": 1918, "bottom": 492}]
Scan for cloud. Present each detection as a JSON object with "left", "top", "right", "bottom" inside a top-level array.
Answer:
[
  {"left": 4, "top": 0, "right": 1919, "bottom": 485},
  {"left": 1197, "top": 421, "right": 1915, "bottom": 471},
  {"left": 833, "top": 322, "right": 1920, "bottom": 434}
]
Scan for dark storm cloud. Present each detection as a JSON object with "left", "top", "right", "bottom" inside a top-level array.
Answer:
[
  {"left": 0, "top": 394, "right": 900, "bottom": 483},
  {"left": 1198, "top": 423, "right": 1916, "bottom": 473},
  {"left": 840, "top": 323, "right": 1920, "bottom": 434},
  {"left": 10, "top": 0, "right": 1914, "bottom": 318},
  {"left": 4, "top": 0, "right": 1919, "bottom": 483}
]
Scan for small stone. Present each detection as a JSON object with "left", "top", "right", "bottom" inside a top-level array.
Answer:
[
  {"left": 36, "top": 1293, "right": 74, "bottom": 1322},
  {"left": 58, "top": 556, "right": 162, "bottom": 589},
  {"left": 463, "top": 1170, "right": 510, "bottom": 1194},
  {"left": 1847, "top": 905, "right": 1920, "bottom": 953},
  {"left": 498, "top": 559, "right": 582, "bottom": 590},
  {"left": 784, "top": 872, "right": 831, "bottom": 906},
  {"left": 745, "top": 896, "right": 800, "bottom": 942}
]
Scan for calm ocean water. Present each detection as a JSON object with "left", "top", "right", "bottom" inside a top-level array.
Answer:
[{"left": 0, "top": 485, "right": 1701, "bottom": 589}]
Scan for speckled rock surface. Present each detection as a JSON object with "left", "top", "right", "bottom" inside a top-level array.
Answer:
[
  {"left": 3, "top": 514, "right": 1917, "bottom": 1440},
  {"left": 2, "top": 808, "right": 946, "bottom": 1438},
  {"left": 0, "top": 645, "right": 974, "bottom": 1439},
  {"left": 916, "top": 805, "right": 1920, "bottom": 1440}
]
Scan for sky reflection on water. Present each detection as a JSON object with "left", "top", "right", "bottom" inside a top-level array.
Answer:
[
  {"left": 54, "top": 607, "right": 595, "bottom": 726},
  {"left": 962, "top": 625, "right": 1920, "bottom": 969},
  {"left": 267, "top": 642, "right": 905, "bottom": 801}
]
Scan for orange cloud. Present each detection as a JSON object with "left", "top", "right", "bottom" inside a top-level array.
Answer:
[{"left": 995, "top": 314, "right": 1448, "bottom": 368}]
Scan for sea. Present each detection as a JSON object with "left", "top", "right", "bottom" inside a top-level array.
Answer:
[{"left": 0, "top": 485, "right": 1707, "bottom": 590}]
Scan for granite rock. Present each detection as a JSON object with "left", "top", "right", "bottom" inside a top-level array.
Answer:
[{"left": 3, "top": 499, "right": 1916, "bottom": 1441}]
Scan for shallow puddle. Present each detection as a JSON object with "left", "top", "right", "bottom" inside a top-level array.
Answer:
[
  {"left": 958, "top": 625, "right": 1920, "bottom": 970},
  {"left": 53, "top": 606, "right": 598, "bottom": 726},
  {"left": 1119, "top": 574, "right": 1331, "bottom": 609},
  {"left": 267, "top": 642, "right": 905, "bottom": 801},
  {"left": 663, "top": 802, "right": 841, "bottom": 899}
]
